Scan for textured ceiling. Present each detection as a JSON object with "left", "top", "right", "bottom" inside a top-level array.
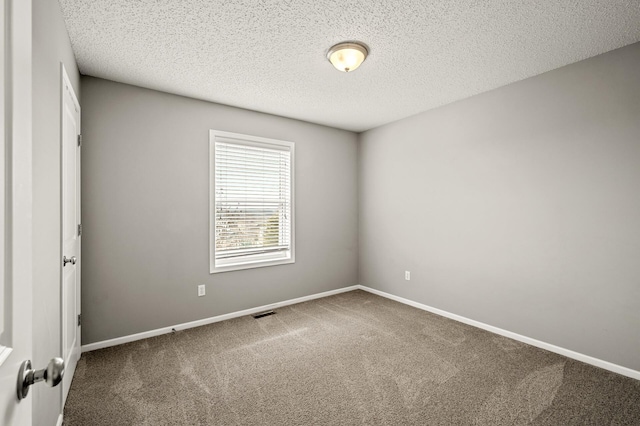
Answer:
[{"left": 59, "top": 0, "right": 640, "bottom": 132}]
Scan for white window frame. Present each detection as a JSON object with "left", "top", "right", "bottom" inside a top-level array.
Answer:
[{"left": 209, "top": 130, "right": 295, "bottom": 273}]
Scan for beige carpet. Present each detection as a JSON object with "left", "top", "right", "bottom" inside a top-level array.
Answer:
[{"left": 64, "top": 290, "right": 640, "bottom": 425}]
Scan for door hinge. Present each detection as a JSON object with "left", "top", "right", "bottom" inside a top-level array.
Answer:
[
  {"left": 78, "top": 134, "right": 82, "bottom": 147},
  {"left": 77, "top": 314, "right": 82, "bottom": 327},
  {"left": 78, "top": 224, "right": 82, "bottom": 236}
]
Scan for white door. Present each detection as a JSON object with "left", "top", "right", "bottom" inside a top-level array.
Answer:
[
  {"left": 0, "top": 0, "right": 34, "bottom": 424},
  {"left": 61, "top": 66, "right": 81, "bottom": 405}
]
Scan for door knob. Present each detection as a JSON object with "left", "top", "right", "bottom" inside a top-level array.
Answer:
[
  {"left": 17, "top": 357, "right": 65, "bottom": 400},
  {"left": 63, "top": 256, "right": 77, "bottom": 266}
]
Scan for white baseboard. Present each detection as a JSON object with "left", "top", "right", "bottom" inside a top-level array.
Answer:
[
  {"left": 56, "top": 414, "right": 63, "bottom": 426},
  {"left": 356, "top": 285, "right": 640, "bottom": 381},
  {"left": 81, "top": 285, "right": 359, "bottom": 353},
  {"left": 81, "top": 283, "right": 639, "bottom": 381}
]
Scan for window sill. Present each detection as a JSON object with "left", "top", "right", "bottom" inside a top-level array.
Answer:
[{"left": 210, "top": 256, "right": 295, "bottom": 274}]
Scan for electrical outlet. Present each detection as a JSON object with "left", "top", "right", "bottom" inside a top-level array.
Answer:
[
  {"left": 198, "top": 284, "right": 206, "bottom": 297},
  {"left": 405, "top": 271, "right": 411, "bottom": 281}
]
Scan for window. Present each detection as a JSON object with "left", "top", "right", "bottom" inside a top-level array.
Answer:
[{"left": 210, "top": 130, "right": 295, "bottom": 273}]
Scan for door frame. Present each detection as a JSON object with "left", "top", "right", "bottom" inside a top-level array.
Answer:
[{"left": 59, "top": 63, "right": 81, "bottom": 409}]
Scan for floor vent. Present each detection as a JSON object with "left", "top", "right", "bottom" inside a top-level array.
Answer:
[{"left": 252, "top": 310, "right": 276, "bottom": 319}]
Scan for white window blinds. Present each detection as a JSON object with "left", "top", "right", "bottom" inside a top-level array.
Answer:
[{"left": 210, "top": 131, "right": 294, "bottom": 272}]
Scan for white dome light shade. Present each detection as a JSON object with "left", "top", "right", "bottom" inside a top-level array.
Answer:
[{"left": 327, "top": 42, "right": 369, "bottom": 72}]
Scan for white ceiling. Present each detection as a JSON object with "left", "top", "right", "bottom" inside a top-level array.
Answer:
[{"left": 59, "top": 0, "right": 640, "bottom": 132}]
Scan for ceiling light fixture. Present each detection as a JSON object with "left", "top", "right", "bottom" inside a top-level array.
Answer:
[{"left": 327, "top": 41, "right": 369, "bottom": 73}]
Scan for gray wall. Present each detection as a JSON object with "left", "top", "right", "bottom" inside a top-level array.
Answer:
[
  {"left": 32, "top": 0, "right": 81, "bottom": 424},
  {"left": 81, "top": 77, "right": 358, "bottom": 344},
  {"left": 359, "top": 42, "right": 640, "bottom": 371}
]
